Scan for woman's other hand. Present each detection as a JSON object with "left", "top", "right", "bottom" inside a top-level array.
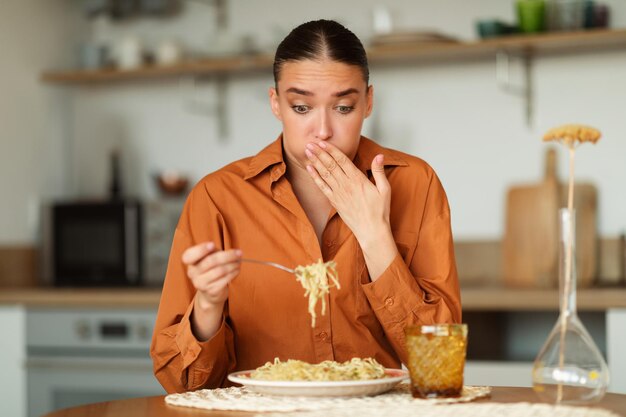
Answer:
[
  {"left": 182, "top": 241, "right": 242, "bottom": 340},
  {"left": 305, "top": 141, "right": 398, "bottom": 280},
  {"left": 305, "top": 141, "right": 391, "bottom": 240}
]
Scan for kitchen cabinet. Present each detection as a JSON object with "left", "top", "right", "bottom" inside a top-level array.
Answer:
[
  {"left": 463, "top": 304, "right": 626, "bottom": 394},
  {"left": 0, "top": 300, "right": 167, "bottom": 417},
  {"left": 465, "top": 361, "right": 533, "bottom": 387},
  {"left": 25, "top": 307, "right": 164, "bottom": 417},
  {"left": 0, "top": 292, "right": 159, "bottom": 417},
  {"left": 607, "top": 309, "right": 626, "bottom": 393},
  {"left": 0, "top": 305, "right": 27, "bottom": 417}
]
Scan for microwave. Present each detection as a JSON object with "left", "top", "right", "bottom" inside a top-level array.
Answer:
[{"left": 43, "top": 200, "right": 143, "bottom": 287}]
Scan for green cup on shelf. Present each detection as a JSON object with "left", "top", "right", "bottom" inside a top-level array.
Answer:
[{"left": 517, "top": 0, "right": 546, "bottom": 33}]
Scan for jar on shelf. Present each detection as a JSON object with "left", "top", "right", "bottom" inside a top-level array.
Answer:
[{"left": 546, "top": 0, "right": 586, "bottom": 31}]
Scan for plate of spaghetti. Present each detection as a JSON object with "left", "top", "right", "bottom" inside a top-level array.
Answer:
[{"left": 227, "top": 358, "right": 408, "bottom": 397}]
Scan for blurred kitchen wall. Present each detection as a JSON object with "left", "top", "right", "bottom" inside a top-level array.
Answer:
[
  {"left": 2, "top": 0, "right": 626, "bottom": 245},
  {"left": 0, "top": 0, "right": 84, "bottom": 244}
]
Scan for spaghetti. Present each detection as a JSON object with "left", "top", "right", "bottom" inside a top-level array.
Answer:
[
  {"left": 294, "top": 259, "right": 340, "bottom": 327},
  {"left": 249, "top": 357, "right": 387, "bottom": 381}
]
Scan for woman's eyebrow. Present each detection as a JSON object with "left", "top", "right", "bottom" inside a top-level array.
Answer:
[
  {"left": 333, "top": 88, "right": 359, "bottom": 97},
  {"left": 285, "top": 87, "right": 312, "bottom": 96},
  {"left": 284, "top": 87, "right": 360, "bottom": 97}
]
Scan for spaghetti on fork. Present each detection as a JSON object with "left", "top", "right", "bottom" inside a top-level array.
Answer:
[{"left": 294, "top": 259, "right": 340, "bottom": 327}]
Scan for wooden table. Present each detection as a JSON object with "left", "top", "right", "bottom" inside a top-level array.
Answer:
[{"left": 43, "top": 387, "right": 626, "bottom": 417}]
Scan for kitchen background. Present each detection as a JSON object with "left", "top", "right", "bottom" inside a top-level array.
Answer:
[
  {"left": 1, "top": 1, "right": 626, "bottom": 417},
  {"left": 2, "top": 0, "right": 626, "bottom": 246}
]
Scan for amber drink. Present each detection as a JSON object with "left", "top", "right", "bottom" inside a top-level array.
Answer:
[{"left": 405, "top": 324, "right": 468, "bottom": 398}]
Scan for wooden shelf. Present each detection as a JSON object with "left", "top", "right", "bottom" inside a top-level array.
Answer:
[
  {"left": 41, "top": 54, "right": 275, "bottom": 84},
  {"left": 41, "top": 28, "right": 626, "bottom": 85},
  {"left": 368, "top": 28, "right": 626, "bottom": 64}
]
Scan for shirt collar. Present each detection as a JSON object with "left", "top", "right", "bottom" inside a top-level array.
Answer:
[
  {"left": 243, "top": 135, "right": 408, "bottom": 182},
  {"left": 353, "top": 136, "right": 408, "bottom": 173},
  {"left": 244, "top": 135, "right": 285, "bottom": 181}
]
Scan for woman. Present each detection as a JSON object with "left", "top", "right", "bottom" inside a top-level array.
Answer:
[{"left": 151, "top": 19, "right": 461, "bottom": 393}]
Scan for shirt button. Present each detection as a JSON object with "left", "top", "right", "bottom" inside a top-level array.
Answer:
[
  {"left": 318, "top": 331, "right": 328, "bottom": 341},
  {"left": 385, "top": 297, "right": 394, "bottom": 307}
]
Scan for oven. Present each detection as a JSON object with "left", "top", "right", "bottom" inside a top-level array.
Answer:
[{"left": 25, "top": 308, "right": 165, "bottom": 417}]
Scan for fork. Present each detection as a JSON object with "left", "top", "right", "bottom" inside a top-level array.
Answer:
[{"left": 240, "top": 258, "right": 295, "bottom": 274}]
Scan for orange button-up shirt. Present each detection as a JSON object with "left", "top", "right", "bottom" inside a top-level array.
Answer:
[{"left": 150, "top": 136, "right": 461, "bottom": 393}]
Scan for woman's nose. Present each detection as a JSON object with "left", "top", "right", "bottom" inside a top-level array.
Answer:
[{"left": 315, "top": 109, "right": 333, "bottom": 140}]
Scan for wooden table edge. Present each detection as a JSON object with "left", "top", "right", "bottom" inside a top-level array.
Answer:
[{"left": 41, "top": 386, "right": 626, "bottom": 417}]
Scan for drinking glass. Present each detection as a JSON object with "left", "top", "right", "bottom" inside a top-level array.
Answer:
[{"left": 405, "top": 323, "right": 468, "bottom": 398}]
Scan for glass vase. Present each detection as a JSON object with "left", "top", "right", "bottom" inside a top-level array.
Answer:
[{"left": 532, "top": 208, "right": 609, "bottom": 403}]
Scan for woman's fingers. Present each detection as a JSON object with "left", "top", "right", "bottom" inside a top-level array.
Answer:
[
  {"left": 370, "top": 154, "right": 390, "bottom": 195},
  {"left": 198, "top": 269, "right": 240, "bottom": 295},
  {"left": 306, "top": 143, "right": 343, "bottom": 173},
  {"left": 305, "top": 141, "right": 361, "bottom": 195},
  {"left": 189, "top": 255, "right": 240, "bottom": 281},
  {"left": 317, "top": 141, "right": 360, "bottom": 177},
  {"left": 182, "top": 242, "right": 242, "bottom": 294},
  {"left": 188, "top": 250, "right": 241, "bottom": 280},
  {"left": 182, "top": 241, "right": 216, "bottom": 265},
  {"left": 193, "top": 269, "right": 239, "bottom": 308},
  {"left": 194, "top": 248, "right": 242, "bottom": 272},
  {"left": 304, "top": 142, "right": 392, "bottom": 240},
  {"left": 306, "top": 164, "right": 334, "bottom": 198},
  {"left": 305, "top": 144, "right": 341, "bottom": 189}
]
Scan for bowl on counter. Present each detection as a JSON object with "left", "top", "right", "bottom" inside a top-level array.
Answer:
[{"left": 154, "top": 171, "right": 189, "bottom": 196}]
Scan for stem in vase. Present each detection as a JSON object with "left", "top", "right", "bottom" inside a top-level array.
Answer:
[{"left": 557, "top": 144, "right": 576, "bottom": 403}]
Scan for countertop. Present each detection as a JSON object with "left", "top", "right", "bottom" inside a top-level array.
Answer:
[
  {"left": 0, "top": 287, "right": 162, "bottom": 307},
  {"left": 1, "top": 286, "right": 626, "bottom": 310}
]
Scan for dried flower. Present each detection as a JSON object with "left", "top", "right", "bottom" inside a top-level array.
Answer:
[
  {"left": 543, "top": 124, "right": 601, "bottom": 146},
  {"left": 543, "top": 123, "right": 602, "bottom": 403}
]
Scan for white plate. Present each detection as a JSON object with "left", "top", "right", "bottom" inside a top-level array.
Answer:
[{"left": 227, "top": 368, "right": 408, "bottom": 397}]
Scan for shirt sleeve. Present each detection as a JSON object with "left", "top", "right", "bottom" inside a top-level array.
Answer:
[
  {"left": 150, "top": 183, "right": 237, "bottom": 393},
  {"left": 361, "top": 171, "right": 462, "bottom": 366}
]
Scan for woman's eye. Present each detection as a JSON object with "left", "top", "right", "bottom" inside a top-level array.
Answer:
[
  {"left": 292, "top": 105, "right": 310, "bottom": 114},
  {"left": 336, "top": 105, "right": 354, "bottom": 114}
]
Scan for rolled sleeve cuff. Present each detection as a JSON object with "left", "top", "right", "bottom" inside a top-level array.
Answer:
[
  {"left": 361, "top": 253, "right": 426, "bottom": 324},
  {"left": 175, "top": 301, "right": 227, "bottom": 371}
]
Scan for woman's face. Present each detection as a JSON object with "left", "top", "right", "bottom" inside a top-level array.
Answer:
[{"left": 269, "top": 59, "right": 373, "bottom": 169}]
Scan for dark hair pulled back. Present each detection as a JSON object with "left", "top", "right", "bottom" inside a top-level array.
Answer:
[{"left": 273, "top": 19, "right": 369, "bottom": 87}]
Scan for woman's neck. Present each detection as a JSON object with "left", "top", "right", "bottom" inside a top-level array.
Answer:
[{"left": 284, "top": 154, "right": 332, "bottom": 243}]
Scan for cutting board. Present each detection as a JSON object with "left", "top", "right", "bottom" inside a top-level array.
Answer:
[
  {"left": 503, "top": 148, "right": 598, "bottom": 288},
  {"left": 565, "top": 182, "right": 598, "bottom": 287}
]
